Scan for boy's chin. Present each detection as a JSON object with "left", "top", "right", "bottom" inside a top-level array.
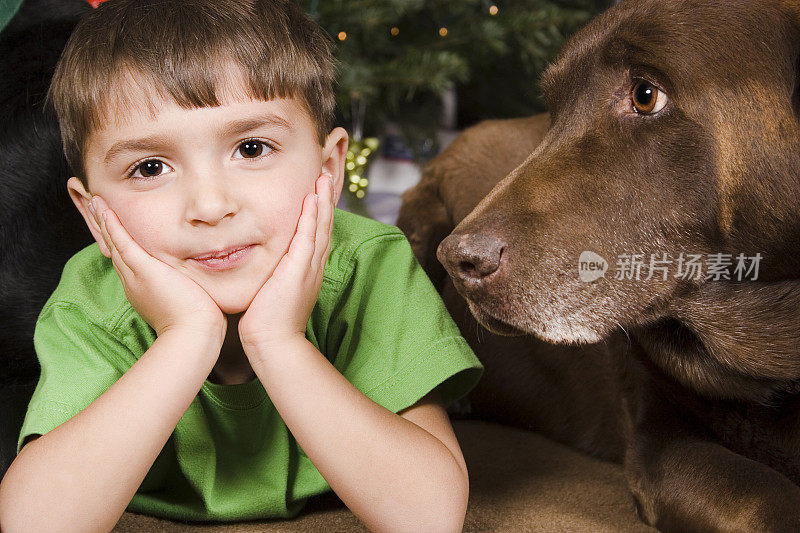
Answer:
[
  {"left": 205, "top": 286, "right": 259, "bottom": 316},
  {"left": 214, "top": 296, "right": 256, "bottom": 316},
  {"left": 193, "top": 268, "right": 269, "bottom": 317},
  {"left": 219, "top": 304, "right": 249, "bottom": 316}
]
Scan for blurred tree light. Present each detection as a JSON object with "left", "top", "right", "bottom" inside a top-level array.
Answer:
[{"left": 296, "top": 0, "right": 606, "bottom": 159}]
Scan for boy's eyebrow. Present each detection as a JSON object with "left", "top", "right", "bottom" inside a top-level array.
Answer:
[{"left": 103, "top": 114, "right": 294, "bottom": 165}]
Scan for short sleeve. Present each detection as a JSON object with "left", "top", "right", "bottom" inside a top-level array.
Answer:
[
  {"left": 16, "top": 303, "right": 130, "bottom": 455},
  {"left": 326, "top": 232, "right": 483, "bottom": 414}
]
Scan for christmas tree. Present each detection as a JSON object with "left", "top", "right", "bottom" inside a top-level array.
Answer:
[{"left": 298, "top": 0, "right": 608, "bottom": 159}]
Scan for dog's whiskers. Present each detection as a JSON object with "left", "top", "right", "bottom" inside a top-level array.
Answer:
[
  {"left": 614, "top": 319, "right": 632, "bottom": 351},
  {"left": 474, "top": 314, "right": 484, "bottom": 344},
  {"left": 603, "top": 280, "right": 632, "bottom": 350}
]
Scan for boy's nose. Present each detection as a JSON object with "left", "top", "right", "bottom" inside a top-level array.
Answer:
[{"left": 184, "top": 174, "right": 238, "bottom": 225}]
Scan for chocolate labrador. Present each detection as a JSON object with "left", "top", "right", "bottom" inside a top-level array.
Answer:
[
  {"left": 398, "top": 0, "right": 800, "bottom": 531},
  {"left": 0, "top": 0, "right": 94, "bottom": 478}
]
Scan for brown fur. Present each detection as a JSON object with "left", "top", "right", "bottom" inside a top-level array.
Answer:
[{"left": 397, "top": 0, "right": 800, "bottom": 530}]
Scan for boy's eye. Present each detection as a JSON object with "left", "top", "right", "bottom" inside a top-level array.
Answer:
[
  {"left": 234, "top": 140, "right": 274, "bottom": 160},
  {"left": 124, "top": 140, "right": 275, "bottom": 180},
  {"left": 128, "top": 159, "right": 171, "bottom": 180}
]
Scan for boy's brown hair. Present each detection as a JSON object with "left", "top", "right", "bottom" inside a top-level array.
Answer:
[{"left": 47, "top": 0, "right": 337, "bottom": 189}]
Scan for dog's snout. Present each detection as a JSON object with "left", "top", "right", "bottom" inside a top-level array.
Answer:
[{"left": 438, "top": 233, "right": 506, "bottom": 283}]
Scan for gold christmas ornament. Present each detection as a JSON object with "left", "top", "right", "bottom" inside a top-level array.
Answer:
[{"left": 345, "top": 137, "right": 380, "bottom": 199}]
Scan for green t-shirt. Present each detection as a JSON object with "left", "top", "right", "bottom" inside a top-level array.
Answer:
[{"left": 17, "top": 207, "right": 483, "bottom": 522}]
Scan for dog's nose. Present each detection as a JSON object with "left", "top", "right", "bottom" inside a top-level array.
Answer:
[{"left": 437, "top": 233, "right": 506, "bottom": 283}]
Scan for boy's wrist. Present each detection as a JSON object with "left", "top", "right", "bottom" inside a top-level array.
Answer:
[
  {"left": 243, "top": 333, "right": 311, "bottom": 366},
  {"left": 159, "top": 324, "right": 226, "bottom": 354},
  {"left": 160, "top": 318, "right": 225, "bottom": 338}
]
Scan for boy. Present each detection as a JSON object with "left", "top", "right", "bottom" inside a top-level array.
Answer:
[{"left": 0, "top": 0, "right": 484, "bottom": 531}]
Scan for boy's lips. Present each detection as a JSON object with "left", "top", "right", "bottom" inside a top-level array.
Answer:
[
  {"left": 190, "top": 244, "right": 256, "bottom": 272},
  {"left": 190, "top": 243, "right": 254, "bottom": 260}
]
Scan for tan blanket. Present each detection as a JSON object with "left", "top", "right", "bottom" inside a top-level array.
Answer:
[{"left": 114, "top": 420, "right": 656, "bottom": 532}]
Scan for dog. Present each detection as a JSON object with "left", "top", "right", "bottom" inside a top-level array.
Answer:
[
  {"left": 398, "top": 0, "right": 800, "bottom": 530},
  {"left": 0, "top": 0, "right": 94, "bottom": 477}
]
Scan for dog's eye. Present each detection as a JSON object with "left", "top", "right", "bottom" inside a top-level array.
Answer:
[{"left": 631, "top": 79, "right": 667, "bottom": 114}]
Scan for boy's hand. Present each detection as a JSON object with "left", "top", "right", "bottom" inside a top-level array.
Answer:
[
  {"left": 88, "top": 196, "right": 227, "bottom": 342},
  {"left": 238, "top": 172, "right": 335, "bottom": 356}
]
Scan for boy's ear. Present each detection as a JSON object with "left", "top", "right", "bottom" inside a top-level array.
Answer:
[
  {"left": 67, "top": 176, "right": 111, "bottom": 258},
  {"left": 321, "top": 127, "right": 348, "bottom": 207}
]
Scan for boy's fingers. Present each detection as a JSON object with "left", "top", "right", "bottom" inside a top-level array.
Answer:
[
  {"left": 321, "top": 217, "right": 333, "bottom": 271},
  {"left": 312, "top": 174, "right": 333, "bottom": 271},
  {"left": 91, "top": 201, "right": 112, "bottom": 254},
  {"left": 97, "top": 207, "right": 135, "bottom": 282},
  {"left": 320, "top": 184, "right": 335, "bottom": 276},
  {"left": 93, "top": 197, "right": 138, "bottom": 279},
  {"left": 288, "top": 193, "right": 317, "bottom": 271},
  {"left": 90, "top": 197, "right": 116, "bottom": 259}
]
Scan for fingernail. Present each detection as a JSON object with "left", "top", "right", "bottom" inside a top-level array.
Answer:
[
  {"left": 89, "top": 197, "right": 96, "bottom": 213},
  {"left": 102, "top": 211, "right": 108, "bottom": 221}
]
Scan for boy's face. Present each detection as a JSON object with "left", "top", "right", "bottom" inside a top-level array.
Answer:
[{"left": 68, "top": 69, "right": 347, "bottom": 316}]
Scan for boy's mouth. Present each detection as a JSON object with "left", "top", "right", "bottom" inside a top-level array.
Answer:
[
  {"left": 190, "top": 244, "right": 256, "bottom": 272},
  {"left": 191, "top": 243, "right": 253, "bottom": 260}
]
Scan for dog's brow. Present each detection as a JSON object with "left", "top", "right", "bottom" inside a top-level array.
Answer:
[{"left": 602, "top": 37, "right": 653, "bottom": 67}]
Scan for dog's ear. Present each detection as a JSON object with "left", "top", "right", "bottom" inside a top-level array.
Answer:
[
  {"left": 397, "top": 178, "right": 453, "bottom": 293},
  {"left": 396, "top": 113, "right": 551, "bottom": 294},
  {"left": 774, "top": 0, "right": 800, "bottom": 118},
  {"left": 773, "top": 0, "right": 800, "bottom": 271},
  {"left": 710, "top": 0, "right": 800, "bottom": 278}
]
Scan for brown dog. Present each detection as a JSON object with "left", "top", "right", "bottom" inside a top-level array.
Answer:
[{"left": 397, "top": 0, "right": 800, "bottom": 530}]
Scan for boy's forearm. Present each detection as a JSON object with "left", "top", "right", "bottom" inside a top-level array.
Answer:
[
  {"left": 247, "top": 338, "right": 468, "bottom": 533},
  {"left": 0, "top": 328, "right": 223, "bottom": 533}
]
